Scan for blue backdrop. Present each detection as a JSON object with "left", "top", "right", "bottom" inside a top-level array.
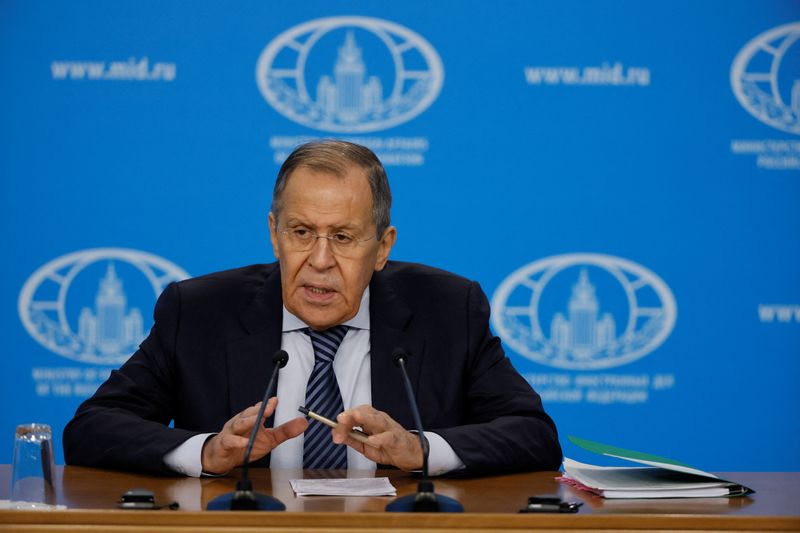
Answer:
[{"left": 2, "top": 0, "right": 798, "bottom": 471}]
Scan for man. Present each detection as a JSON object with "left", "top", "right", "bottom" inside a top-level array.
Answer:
[{"left": 64, "top": 140, "right": 561, "bottom": 477}]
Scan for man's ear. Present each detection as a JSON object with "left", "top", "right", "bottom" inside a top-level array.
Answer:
[
  {"left": 268, "top": 212, "right": 280, "bottom": 259},
  {"left": 374, "top": 226, "right": 396, "bottom": 271}
]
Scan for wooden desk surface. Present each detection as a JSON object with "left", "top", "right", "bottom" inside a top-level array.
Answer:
[{"left": 1, "top": 466, "right": 798, "bottom": 532}]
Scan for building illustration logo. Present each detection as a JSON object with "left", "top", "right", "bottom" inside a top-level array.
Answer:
[
  {"left": 731, "top": 22, "right": 800, "bottom": 135},
  {"left": 491, "top": 254, "right": 677, "bottom": 370},
  {"left": 19, "top": 248, "right": 189, "bottom": 364},
  {"left": 256, "top": 16, "right": 444, "bottom": 133}
]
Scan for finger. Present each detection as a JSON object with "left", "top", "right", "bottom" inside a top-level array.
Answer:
[
  {"left": 339, "top": 431, "right": 380, "bottom": 450},
  {"left": 331, "top": 412, "right": 354, "bottom": 444},
  {"left": 248, "top": 416, "right": 307, "bottom": 462},
  {"left": 239, "top": 402, "right": 263, "bottom": 418},
  {"left": 218, "top": 432, "right": 250, "bottom": 453},
  {"left": 334, "top": 406, "right": 395, "bottom": 446},
  {"left": 366, "top": 430, "right": 400, "bottom": 450},
  {"left": 241, "top": 398, "right": 275, "bottom": 424},
  {"left": 340, "top": 434, "right": 386, "bottom": 463},
  {"left": 231, "top": 412, "right": 259, "bottom": 435},
  {"left": 270, "top": 416, "right": 308, "bottom": 444},
  {"left": 255, "top": 397, "right": 279, "bottom": 428},
  {"left": 225, "top": 403, "right": 261, "bottom": 433},
  {"left": 338, "top": 406, "right": 392, "bottom": 434},
  {"left": 234, "top": 397, "right": 281, "bottom": 434},
  {"left": 262, "top": 396, "right": 278, "bottom": 416},
  {"left": 329, "top": 418, "right": 376, "bottom": 447}
]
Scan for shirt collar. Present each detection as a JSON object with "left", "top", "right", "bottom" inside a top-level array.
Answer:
[{"left": 282, "top": 286, "right": 371, "bottom": 332}]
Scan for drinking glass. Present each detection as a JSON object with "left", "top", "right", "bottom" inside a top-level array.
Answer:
[{"left": 9, "top": 423, "right": 56, "bottom": 509}]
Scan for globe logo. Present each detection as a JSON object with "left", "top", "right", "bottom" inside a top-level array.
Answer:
[
  {"left": 731, "top": 22, "right": 800, "bottom": 135},
  {"left": 491, "top": 254, "right": 677, "bottom": 370},
  {"left": 18, "top": 248, "right": 189, "bottom": 364},
  {"left": 255, "top": 16, "right": 444, "bottom": 133}
]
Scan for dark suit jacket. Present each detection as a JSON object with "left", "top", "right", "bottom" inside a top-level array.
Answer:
[{"left": 63, "top": 261, "right": 562, "bottom": 476}]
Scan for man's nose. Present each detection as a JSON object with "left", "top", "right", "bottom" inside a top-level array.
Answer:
[{"left": 307, "top": 235, "right": 336, "bottom": 269}]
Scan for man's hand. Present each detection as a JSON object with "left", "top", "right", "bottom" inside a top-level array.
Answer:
[
  {"left": 201, "top": 397, "right": 308, "bottom": 474},
  {"left": 332, "top": 405, "right": 423, "bottom": 471}
]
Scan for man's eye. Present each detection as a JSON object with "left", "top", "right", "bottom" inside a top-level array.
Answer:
[
  {"left": 292, "top": 228, "right": 312, "bottom": 239},
  {"left": 332, "top": 233, "right": 354, "bottom": 244}
]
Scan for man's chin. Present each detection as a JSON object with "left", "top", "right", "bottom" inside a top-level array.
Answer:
[{"left": 292, "top": 302, "right": 350, "bottom": 331}]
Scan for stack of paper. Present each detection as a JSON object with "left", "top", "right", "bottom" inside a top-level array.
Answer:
[
  {"left": 290, "top": 477, "right": 397, "bottom": 497},
  {"left": 560, "top": 436, "right": 753, "bottom": 499}
]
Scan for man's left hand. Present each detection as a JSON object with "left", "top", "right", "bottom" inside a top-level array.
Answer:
[{"left": 332, "top": 405, "right": 423, "bottom": 471}]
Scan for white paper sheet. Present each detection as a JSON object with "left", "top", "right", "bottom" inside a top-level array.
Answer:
[{"left": 289, "top": 477, "right": 397, "bottom": 497}]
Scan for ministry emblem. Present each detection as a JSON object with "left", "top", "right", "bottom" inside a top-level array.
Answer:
[
  {"left": 491, "top": 254, "right": 677, "bottom": 370},
  {"left": 19, "top": 248, "right": 189, "bottom": 364},
  {"left": 256, "top": 16, "right": 444, "bottom": 133}
]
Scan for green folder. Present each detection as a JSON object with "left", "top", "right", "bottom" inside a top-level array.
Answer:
[{"left": 561, "top": 436, "right": 753, "bottom": 499}]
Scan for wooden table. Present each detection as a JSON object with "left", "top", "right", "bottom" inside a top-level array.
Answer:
[{"left": 1, "top": 466, "right": 798, "bottom": 531}]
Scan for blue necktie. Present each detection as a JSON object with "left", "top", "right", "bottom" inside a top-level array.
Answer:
[{"left": 303, "top": 325, "right": 348, "bottom": 469}]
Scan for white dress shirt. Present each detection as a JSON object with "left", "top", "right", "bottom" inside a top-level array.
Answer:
[{"left": 164, "top": 288, "right": 464, "bottom": 476}]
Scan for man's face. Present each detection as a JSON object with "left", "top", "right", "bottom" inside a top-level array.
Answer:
[{"left": 269, "top": 165, "right": 396, "bottom": 330}]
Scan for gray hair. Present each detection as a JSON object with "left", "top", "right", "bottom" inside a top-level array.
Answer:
[{"left": 271, "top": 140, "right": 392, "bottom": 238}]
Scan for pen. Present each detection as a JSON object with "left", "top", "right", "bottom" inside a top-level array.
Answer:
[{"left": 298, "top": 406, "right": 378, "bottom": 448}]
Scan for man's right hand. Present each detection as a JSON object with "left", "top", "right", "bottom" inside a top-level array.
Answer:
[{"left": 201, "top": 397, "right": 308, "bottom": 474}]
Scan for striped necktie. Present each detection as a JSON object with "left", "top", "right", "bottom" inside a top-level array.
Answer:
[{"left": 303, "top": 325, "right": 348, "bottom": 469}]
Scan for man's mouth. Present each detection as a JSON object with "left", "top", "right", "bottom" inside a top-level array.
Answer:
[
  {"left": 302, "top": 283, "right": 338, "bottom": 300},
  {"left": 307, "top": 285, "right": 334, "bottom": 294}
]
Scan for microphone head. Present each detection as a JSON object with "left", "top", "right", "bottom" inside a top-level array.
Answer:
[
  {"left": 391, "top": 347, "right": 409, "bottom": 367},
  {"left": 272, "top": 349, "right": 289, "bottom": 368}
]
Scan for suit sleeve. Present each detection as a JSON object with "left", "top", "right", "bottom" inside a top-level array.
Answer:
[
  {"left": 62, "top": 282, "right": 199, "bottom": 475},
  {"left": 433, "top": 282, "right": 562, "bottom": 476}
]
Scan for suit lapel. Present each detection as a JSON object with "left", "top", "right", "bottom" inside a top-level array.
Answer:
[
  {"left": 226, "top": 265, "right": 283, "bottom": 417},
  {"left": 369, "top": 268, "right": 424, "bottom": 430}
]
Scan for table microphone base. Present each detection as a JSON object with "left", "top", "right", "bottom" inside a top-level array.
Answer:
[
  {"left": 385, "top": 481, "right": 464, "bottom": 513},
  {"left": 207, "top": 479, "right": 285, "bottom": 511}
]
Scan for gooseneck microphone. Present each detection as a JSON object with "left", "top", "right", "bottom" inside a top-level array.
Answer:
[
  {"left": 207, "top": 349, "right": 289, "bottom": 511},
  {"left": 385, "top": 348, "right": 464, "bottom": 513}
]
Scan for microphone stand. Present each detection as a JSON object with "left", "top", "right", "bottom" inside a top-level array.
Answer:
[
  {"left": 385, "top": 349, "right": 464, "bottom": 513},
  {"left": 207, "top": 350, "right": 289, "bottom": 511}
]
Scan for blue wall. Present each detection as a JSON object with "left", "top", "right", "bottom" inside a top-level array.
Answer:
[{"left": 1, "top": 1, "right": 798, "bottom": 471}]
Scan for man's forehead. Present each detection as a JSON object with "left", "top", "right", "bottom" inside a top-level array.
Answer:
[
  {"left": 278, "top": 165, "right": 375, "bottom": 227},
  {"left": 282, "top": 165, "right": 372, "bottom": 202},
  {"left": 289, "top": 162, "right": 368, "bottom": 183}
]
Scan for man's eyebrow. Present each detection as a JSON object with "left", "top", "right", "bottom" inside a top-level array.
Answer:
[
  {"left": 282, "top": 217, "right": 319, "bottom": 228},
  {"left": 329, "top": 223, "right": 362, "bottom": 232},
  {"left": 282, "top": 218, "right": 362, "bottom": 232}
]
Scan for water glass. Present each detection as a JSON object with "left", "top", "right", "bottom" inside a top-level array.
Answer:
[{"left": 10, "top": 423, "right": 56, "bottom": 509}]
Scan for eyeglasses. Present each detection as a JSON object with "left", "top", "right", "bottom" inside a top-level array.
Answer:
[{"left": 277, "top": 227, "right": 377, "bottom": 257}]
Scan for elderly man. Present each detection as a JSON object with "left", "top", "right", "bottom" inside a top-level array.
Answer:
[{"left": 64, "top": 140, "right": 561, "bottom": 477}]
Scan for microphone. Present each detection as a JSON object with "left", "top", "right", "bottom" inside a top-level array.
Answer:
[
  {"left": 385, "top": 348, "right": 464, "bottom": 513},
  {"left": 207, "top": 349, "right": 289, "bottom": 511}
]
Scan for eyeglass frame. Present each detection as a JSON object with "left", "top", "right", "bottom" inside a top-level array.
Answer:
[{"left": 275, "top": 226, "right": 379, "bottom": 255}]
